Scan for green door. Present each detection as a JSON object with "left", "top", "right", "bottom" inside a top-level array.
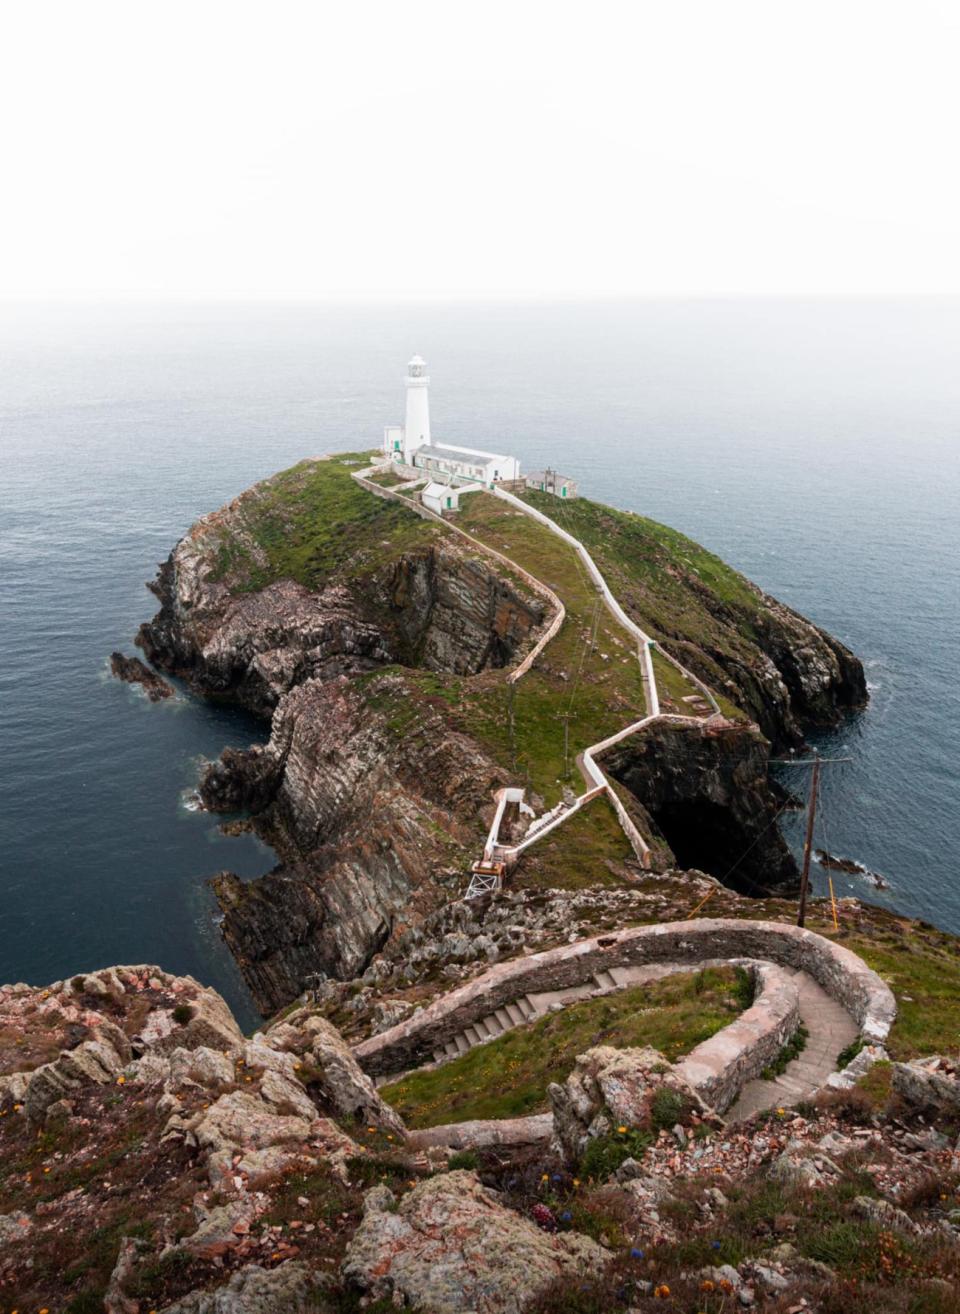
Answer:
[
  {"left": 446, "top": 496, "right": 452, "bottom": 509},
  {"left": 561, "top": 486, "right": 567, "bottom": 497}
]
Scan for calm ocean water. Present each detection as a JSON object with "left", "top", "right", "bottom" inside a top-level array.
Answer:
[{"left": 2, "top": 298, "right": 958, "bottom": 1026}]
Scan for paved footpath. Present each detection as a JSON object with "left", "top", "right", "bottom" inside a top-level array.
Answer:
[{"left": 727, "top": 969, "right": 858, "bottom": 1122}]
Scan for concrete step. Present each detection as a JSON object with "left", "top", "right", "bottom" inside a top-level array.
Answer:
[
  {"left": 444, "top": 1041, "right": 461, "bottom": 1060},
  {"left": 463, "top": 1025, "right": 483, "bottom": 1046},
  {"left": 481, "top": 1015, "right": 504, "bottom": 1037},
  {"left": 593, "top": 969, "right": 618, "bottom": 991},
  {"left": 516, "top": 996, "right": 537, "bottom": 1020},
  {"left": 494, "top": 1007, "right": 514, "bottom": 1030},
  {"left": 504, "top": 1002, "right": 526, "bottom": 1026}
]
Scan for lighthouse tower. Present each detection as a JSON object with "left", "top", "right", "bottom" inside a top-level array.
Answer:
[{"left": 403, "top": 354, "right": 431, "bottom": 456}]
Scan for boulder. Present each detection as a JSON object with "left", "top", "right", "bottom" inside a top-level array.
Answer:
[
  {"left": 767, "top": 1139, "right": 842, "bottom": 1189},
  {"left": 852, "top": 1195, "right": 919, "bottom": 1236},
  {"left": 136, "top": 989, "right": 243, "bottom": 1055},
  {"left": 25, "top": 1038, "right": 125, "bottom": 1123},
  {"left": 343, "top": 1171, "right": 607, "bottom": 1314},
  {"left": 892, "top": 1056, "right": 960, "bottom": 1118},
  {"left": 275, "top": 1015, "right": 406, "bottom": 1136},
  {"left": 548, "top": 1044, "right": 706, "bottom": 1165},
  {"left": 168, "top": 1046, "right": 236, "bottom": 1090},
  {"left": 159, "top": 1262, "right": 334, "bottom": 1313},
  {"left": 187, "top": 1090, "right": 314, "bottom": 1158}
]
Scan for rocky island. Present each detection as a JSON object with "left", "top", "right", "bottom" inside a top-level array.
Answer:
[
  {"left": 135, "top": 454, "right": 864, "bottom": 1013},
  {"left": 5, "top": 453, "right": 959, "bottom": 1314}
]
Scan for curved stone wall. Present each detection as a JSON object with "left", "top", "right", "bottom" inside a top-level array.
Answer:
[{"left": 354, "top": 918, "right": 895, "bottom": 1080}]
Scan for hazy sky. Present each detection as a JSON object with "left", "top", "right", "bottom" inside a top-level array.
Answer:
[{"left": 3, "top": 0, "right": 959, "bottom": 297}]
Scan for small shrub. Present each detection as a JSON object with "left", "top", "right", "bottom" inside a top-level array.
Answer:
[
  {"left": 761, "top": 1023, "right": 809, "bottom": 1079},
  {"left": 650, "top": 1086, "right": 692, "bottom": 1131},
  {"left": 171, "top": 1003, "right": 194, "bottom": 1026},
  {"left": 837, "top": 1036, "right": 865, "bottom": 1068},
  {"left": 732, "top": 966, "right": 755, "bottom": 1010},
  {"left": 899, "top": 1171, "right": 960, "bottom": 1211},
  {"left": 580, "top": 1128, "right": 652, "bottom": 1181},
  {"left": 71, "top": 975, "right": 87, "bottom": 993},
  {"left": 66, "top": 1294, "right": 106, "bottom": 1314},
  {"left": 448, "top": 1150, "right": 478, "bottom": 1171},
  {"left": 814, "top": 1085, "right": 877, "bottom": 1124}
]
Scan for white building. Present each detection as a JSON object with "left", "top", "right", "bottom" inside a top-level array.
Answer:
[
  {"left": 382, "top": 355, "right": 520, "bottom": 487},
  {"left": 421, "top": 481, "right": 463, "bottom": 515}
]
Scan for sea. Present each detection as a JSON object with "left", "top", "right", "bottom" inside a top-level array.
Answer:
[{"left": 2, "top": 297, "right": 958, "bottom": 1028}]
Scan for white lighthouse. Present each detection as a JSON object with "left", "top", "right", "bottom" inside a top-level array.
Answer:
[
  {"left": 381, "top": 355, "right": 521, "bottom": 486},
  {"left": 404, "top": 354, "right": 430, "bottom": 452}
]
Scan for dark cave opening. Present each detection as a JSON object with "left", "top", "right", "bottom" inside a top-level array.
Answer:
[{"left": 650, "top": 800, "right": 784, "bottom": 896}]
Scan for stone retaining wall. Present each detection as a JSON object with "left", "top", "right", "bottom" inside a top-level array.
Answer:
[
  {"left": 402, "top": 960, "right": 800, "bottom": 1148},
  {"left": 354, "top": 918, "right": 895, "bottom": 1080},
  {"left": 675, "top": 961, "right": 799, "bottom": 1112}
]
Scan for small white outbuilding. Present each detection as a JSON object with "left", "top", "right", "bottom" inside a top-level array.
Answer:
[{"left": 421, "top": 481, "right": 461, "bottom": 515}]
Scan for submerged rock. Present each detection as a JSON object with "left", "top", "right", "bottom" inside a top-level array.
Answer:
[{"left": 110, "top": 651, "right": 174, "bottom": 701}]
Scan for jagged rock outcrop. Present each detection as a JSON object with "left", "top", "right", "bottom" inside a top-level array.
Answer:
[
  {"left": 138, "top": 463, "right": 545, "bottom": 716},
  {"left": 0, "top": 965, "right": 243, "bottom": 1121},
  {"left": 343, "top": 1172, "right": 608, "bottom": 1313},
  {"left": 892, "top": 1055, "right": 960, "bottom": 1117},
  {"left": 264, "top": 1010, "right": 406, "bottom": 1135},
  {"left": 601, "top": 717, "right": 798, "bottom": 893},
  {"left": 0, "top": 965, "right": 407, "bottom": 1311},
  {"left": 206, "top": 671, "right": 509, "bottom": 1012},
  {"left": 110, "top": 651, "right": 175, "bottom": 701},
  {"left": 549, "top": 1045, "right": 710, "bottom": 1166}
]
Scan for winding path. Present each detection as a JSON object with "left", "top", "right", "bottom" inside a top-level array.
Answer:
[
  {"left": 355, "top": 918, "right": 892, "bottom": 1134},
  {"left": 351, "top": 459, "right": 723, "bottom": 877},
  {"left": 348, "top": 460, "right": 888, "bottom": 1123}
]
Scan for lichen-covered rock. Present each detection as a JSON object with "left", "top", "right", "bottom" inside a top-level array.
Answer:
[
  {"left": 892, "top": 1055, "right": 960, "bottom": 1118},
  {"left": 187, "top": 1090, "right": 316, "bottom": 1157},
  {"left": 25, "top": 1038, "right": 126, "bottom": 1122},
  {"left": 159, "top": 1262, "right": 335, "bottom": 1313},
  {"left": 0, "top": 1210, "right": 33, "bottom": 1244},
  {"left": 343, "top": 1171, "right": 607, "bottom": 1313},
  {"left": 767, "top": 1138, "right": 842, "bottom": 1189},
  {"left": 265, "top": 1014, "right": 406, "bottom": 1136},
  {"left": 549, "top": 1045, "right": 707, "bottom": 1166}
]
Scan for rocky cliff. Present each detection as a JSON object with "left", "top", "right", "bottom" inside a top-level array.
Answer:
[
  {"left": 3, "top": 905, "right": 960, "bottom": 1314},
  {"left": 527, "top": 490, "right": 867, "bottom": 749},
  {"left": 138, "top": 459, "right": 545, "bottom": 716},
  {"left": 600, "top": 718, "right": 797, "bottom": 895},
  {"left": 131, "top": 456, "right": 867, "bottom": 1012}
]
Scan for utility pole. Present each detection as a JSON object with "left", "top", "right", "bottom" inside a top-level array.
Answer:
[
  {"left": 797, "top": 751, "right": 820, "bottom": 928},
  {"left": 770, "top": 752, "right": 850, "bottom": 929}
]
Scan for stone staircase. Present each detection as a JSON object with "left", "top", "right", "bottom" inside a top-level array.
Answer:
[
  {"left": 428, "top": 964, "right": 666, "bottom": 1066},
  {"left": 726, "top": 969, "right": 859, "bottom": 1122}
]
